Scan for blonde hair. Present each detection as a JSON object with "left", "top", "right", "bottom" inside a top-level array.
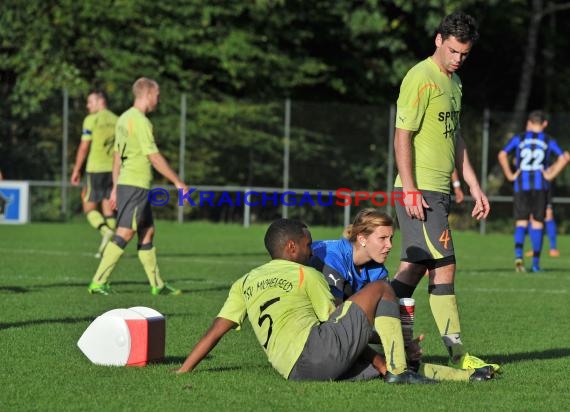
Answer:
[
  {"left": 132, "top": 77, "right": 158, "bottom": 98},
  {"left": 343, "top": 208, "right": 393, "bottom": 242}
]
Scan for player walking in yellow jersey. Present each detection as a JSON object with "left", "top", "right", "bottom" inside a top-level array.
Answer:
[
  {"left": 88, "top": 78, "right": 188, "bottom": 296},
  {"left": 71, "top": 91, "right": 117, "bottom": 258}
]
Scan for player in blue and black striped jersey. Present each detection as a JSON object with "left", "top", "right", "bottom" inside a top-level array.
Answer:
[{"left": 498, "top": 110, "right": 569, "bottom": 272}]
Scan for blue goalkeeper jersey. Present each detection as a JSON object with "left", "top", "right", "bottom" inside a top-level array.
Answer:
[
  {"left": 502, "top": 131, "right": 564, "bottom": 192},
  {"left": 309, "top": 238, "right": 389, "bottom": 300}
]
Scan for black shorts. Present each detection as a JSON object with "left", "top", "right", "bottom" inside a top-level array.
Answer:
[
  {"left": 513, "top": 190, "right": 546, "bottom": 222},
  {"left": 394, "top": 188, "right": 455, "bottom": 264},
  {"left": 546, "top": 185, "right": 553, "bottom": 209},
  {"left": 116, "top": 185, "right": 154, "bottom": 230},
  {"left": 82, "top": 172, "right": 112, "bottom": 203}
]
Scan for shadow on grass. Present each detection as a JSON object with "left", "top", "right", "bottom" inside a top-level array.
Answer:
[
  {"left": 0, "top": 316, "right": 96, "bottom": 331},
  {"left": 0, "top": 280, "right": 230, "bottom": 295},
  {"left": 89, "top": 283, "right": 230, "bottom": 295},
  {"left": 163, "top": 356, "right": 192, "bottom": 365},
  {"left": 162, "top": 356, "right": 244, "bottom": 373},
  {"left": 0, "top": 286, "right": 30, "bottom": 293},
  {"left": 0, "top": 280, "right": 149, "bottom": 294},
  {"left": 0, "top": 311, "right": 203, "bottom": 331},
  {"left": 163, "top": 355, "right": 249, "bottom": 373},
  {"left": 424, "top": 347, "right": 570, "bottom": 366}
]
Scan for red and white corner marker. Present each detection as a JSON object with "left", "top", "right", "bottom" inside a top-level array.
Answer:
[{"left": 77, "top": 307, "right": 165, "bottom": 367}]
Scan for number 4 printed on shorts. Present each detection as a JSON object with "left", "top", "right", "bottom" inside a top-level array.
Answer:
[{"left": 438, "top": 229, "right": 451, "bottom": 250}]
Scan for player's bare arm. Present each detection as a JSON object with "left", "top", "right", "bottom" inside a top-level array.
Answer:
[
  {"left": 359, "top": 345, "right": 388, "bottom": 375},
  {"left": 176, "top": 317, "right": 237, "bottom": 374},
  {"left": 394, "top": 127, "right": 429, "bottom": 220},
  {"left": 451, "top": 169, "right": 464, "bottom": 203},
  {"left": 542, "top": 152, "right": 569, "bottom": 181},
  {"left": 148, "top": 152, "right": 188, "bottom": 193},
  {"left": 109, "top": 152, "right": 121, "bottom": 211},
  {"left": 456, "top": 136, "right": 489, "bottom": 220},
  {"left": 71, "top": 140, "right": 91, "bottom": 185},
  {"left": 497, "top": 150, "right": 521, "bottom": 182}
]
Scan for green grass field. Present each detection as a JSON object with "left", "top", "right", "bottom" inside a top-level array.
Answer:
[{"left": 1, "top": 221, "right": 570, "bottom": 411}]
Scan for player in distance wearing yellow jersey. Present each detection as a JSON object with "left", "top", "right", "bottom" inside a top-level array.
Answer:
[
  {"left": 71, "top": 91, "right": 118, "bottom": 258},
  {"left": 88, "top": 78, "right": 187, "bottom": 296}
]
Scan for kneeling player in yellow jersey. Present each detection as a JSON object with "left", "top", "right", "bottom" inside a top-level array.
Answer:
[{"left": 176, "top": 219, "right": 435, "bottom": 384}]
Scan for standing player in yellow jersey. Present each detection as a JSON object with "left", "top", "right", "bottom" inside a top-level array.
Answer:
[
  {"left": 71, "top": 91, "right": 117, "bottom": 258},
  {"left": 176, "top": 219, "right": 435, "bottom": 383},
  {"left": 391, "top": 11, "right": 499, "bottom": 373},
  {"left": 88, "top": 78, "right": 188, "bottom": 296}
]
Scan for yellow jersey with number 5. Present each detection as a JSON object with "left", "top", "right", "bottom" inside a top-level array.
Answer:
[{"left": 218, "top": 259, "right": 335, "bottom": 378}]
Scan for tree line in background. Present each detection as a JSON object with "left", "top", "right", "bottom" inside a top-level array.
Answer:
[{"left": 2, "top": 0, "right": 570, "bottom": 220}]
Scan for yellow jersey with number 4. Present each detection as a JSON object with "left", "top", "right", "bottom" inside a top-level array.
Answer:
[{"left": 114, "top": 107, "right": 159, "bottom": 189}]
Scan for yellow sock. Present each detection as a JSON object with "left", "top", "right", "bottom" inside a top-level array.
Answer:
[
  {"left": 138, "top": 247, "right": 164, "bottom": 288},
  {"left": 419, "top": 362, "right": 471, "bottom": 381},
  {"left": 374, "top": 300, "right": 407, "bottom": 374},
  {"left": 105, "top": 216, "right": 116, "bottom": 230},
  {"left": 86, "top": 210, "right": 112, "bottom": 236},
  {"left": 91, "top": 241, "right": 124, "bottom": 285},
  {"left": 429, "top": 292, "right": 465, "bottom": 358}
]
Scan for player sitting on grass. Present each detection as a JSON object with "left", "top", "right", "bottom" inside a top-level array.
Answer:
[{"left": 176, "top": 218, "right": 435, "bottom": 384}]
